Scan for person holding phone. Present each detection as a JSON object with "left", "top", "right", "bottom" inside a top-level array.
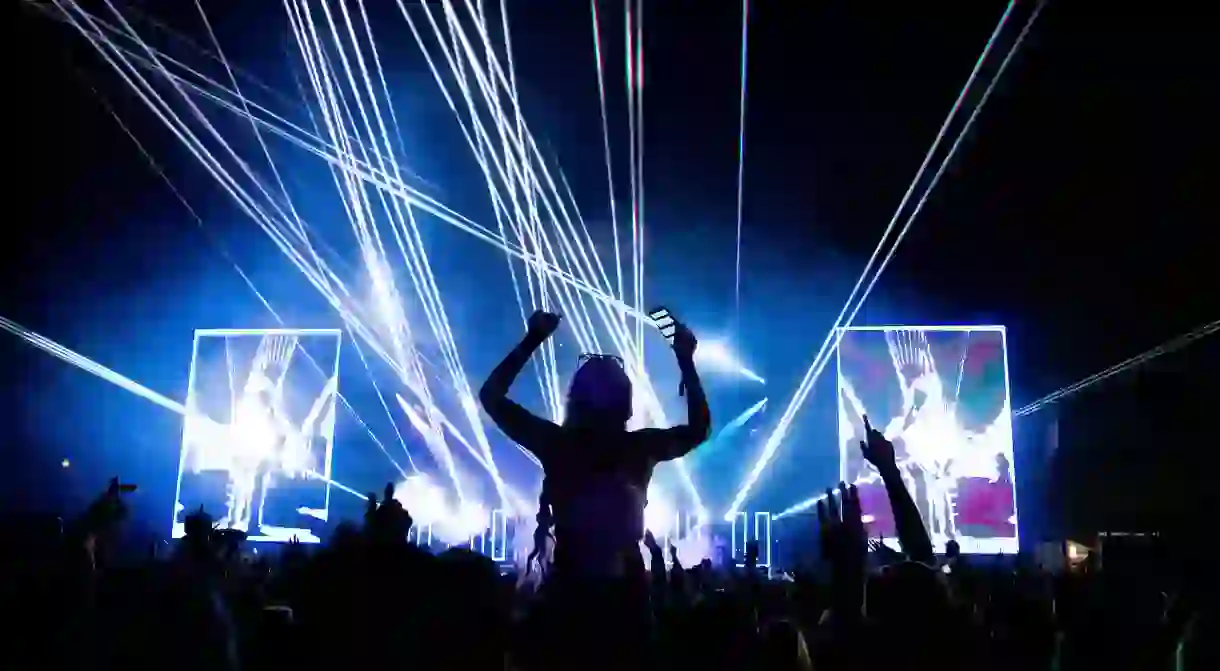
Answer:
[{"left": 479, "top": 309, "right": 711, "bottom": 579}]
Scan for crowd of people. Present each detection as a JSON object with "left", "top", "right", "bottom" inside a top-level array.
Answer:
[{"left": 7, "top": 311, "right": 1211, "bottom": 670}]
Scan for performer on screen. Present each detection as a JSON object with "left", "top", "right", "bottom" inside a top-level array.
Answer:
[
  {"left": 223, "top": 374, "right": 281, "bottom": 532},
  {"left": 886, "top": 330, "right": 962, "bottom": 539}
]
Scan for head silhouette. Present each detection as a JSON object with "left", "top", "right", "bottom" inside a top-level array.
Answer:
[{"left": 565, "top": 355, "right": 632, "bottom": 429}]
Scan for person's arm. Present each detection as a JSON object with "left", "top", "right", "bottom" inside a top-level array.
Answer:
[
  {"left": 642, "top": 348, "right": 712, "bottom": 461},
  {"left": 478, "top": 333, "right": 559, "bottom": 460},
  {"left": 878, "top": 460, "right": 935, "bottom": 564},
  {"left": 860, "top": 416, "right": 934, "bottom": 564},
  {"left": 643, "top": 530, "right": 668, "bottom": 607}
]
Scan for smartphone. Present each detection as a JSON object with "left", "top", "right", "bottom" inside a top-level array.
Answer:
[{"left": 647, "top": 306, "right": 676, "bottom": 343}]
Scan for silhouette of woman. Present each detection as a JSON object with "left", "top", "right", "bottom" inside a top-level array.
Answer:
[{"left": 479, "top": 310, "right": 711, "bottom": 578}]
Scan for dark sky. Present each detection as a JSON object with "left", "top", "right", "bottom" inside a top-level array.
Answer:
[{"left": 7, "top": 1, "right": 1216, "bottom": 529}]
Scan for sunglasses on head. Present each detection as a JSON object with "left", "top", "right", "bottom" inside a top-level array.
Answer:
[{"left": 578, "top": 353, "right": 625, "bottom": 367}]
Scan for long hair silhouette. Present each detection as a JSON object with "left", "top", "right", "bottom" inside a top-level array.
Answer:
[
  {"left": 564, "top": 354, "right": 632, "bottom": 428},
  {"left": 530, "top": 354, "right": 634, "bottom": 573}
]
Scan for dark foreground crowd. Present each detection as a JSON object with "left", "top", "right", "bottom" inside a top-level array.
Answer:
[
  {"left": 7, "top": 443, "right": 1212, "bottom": 671},
  {"left": 6, "top": 312, "right": 1214, "bottom": 669}
]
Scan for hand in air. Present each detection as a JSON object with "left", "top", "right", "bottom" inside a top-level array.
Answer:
[
  {"left": 859, "top": 414, "right": 896, "bottom": 470},
  {"left": 818, "top": 482, "right": 867, "bottom": 617},
  {"left": 643, "top": 529, "right": 661, "bottom": 553},
  {"left": 526, "top": 310, "right": 561, "bottom": 340},
  {"left": 869, "top": 537, "right": 904, "bottom": 564},
  {"left": 81, "top": 476, "right": 135, "bottom": 537},
  {"left": 671, "top": 321, "right": 697, "bottom": 359},
  {"left": 819, "top": 483, "right": 866, "bottom": 569}
]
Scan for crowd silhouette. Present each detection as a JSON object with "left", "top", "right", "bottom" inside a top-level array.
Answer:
[{"left": 6, "top": 311, "right": 1212, "bottom": 670}]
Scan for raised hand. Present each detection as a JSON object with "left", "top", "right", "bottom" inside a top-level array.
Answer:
[
  {"left": 671, "top": 321, "right": 698, "bottom": 359},
  {"left": 81, "top": 477, "right": 135, "bottom": 537},
  {"left": 869, "top": 537, "right": 904, "bottom": 564},
  {"left": 526, "top": 310, "right": 561, "bottom": 340},
  {"left": 643, "top": 529, "right": 661, "bottom": 553},
  {"left": 818, "top": 482, "right": 867, "bottom": 621},
  {"left": 859, "top": 414, "right": 896, "bottom": 470}
]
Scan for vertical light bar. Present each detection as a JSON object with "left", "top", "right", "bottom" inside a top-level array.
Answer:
[
  {"left": 835, "top": 326, "right": 847, "bottom": 483},
  {"left": 754, "top": 511, "right": 772, "bottom": 572},
  {"left": 469, "top": 530, "right": 485, "bottom": 554},
  {"left": 323, "top": 330, "right": 342, "bottom": 518},
  {"left": 686, "top": 510, "right": 704, "bottom": 543},
  {"left": 1000, "top": 325, "right": 1020, "bottom": 552},
  {"left": 490, "top": 509, "right": 508, "bottom": 562},
  {"left": 173, "top": 329, "right": 203, "bottom": 538},
  {"left": 409, "top": 523, "right": 433, "bottom": 549},
  {"left": 667, "top": 510, "right": 681, "bottom": 551},
  {"left": 731, "top": 511, "right": 748, "bottom": 564}
]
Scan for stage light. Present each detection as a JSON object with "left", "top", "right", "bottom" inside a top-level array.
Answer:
[
  {"left": 489, "top": 509, "right": 509, "bottom": 562},
  {"left": 644, "top": 493, "right": 675, "bottom": 538},
  {"left": 395, "top": 474, "right": 448, "bottom": 527},
  {"left": 695, "top": 340, "right": 764, "bottom": 384}
]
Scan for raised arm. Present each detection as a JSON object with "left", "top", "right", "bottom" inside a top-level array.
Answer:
[
  {"left": 478, "top": 311, "right": 561, "bottom": 460},
  {"left": 641, "top": 321, "right": 712, "bottom": 462},
  {"left": 860, "top": 415, "right": 934, "bottom": 564}
]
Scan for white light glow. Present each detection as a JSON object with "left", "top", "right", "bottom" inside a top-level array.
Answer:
[
  {"left": 695, "top": 340, "right": 764, "bottom": 384},
  {"left": 174, "top": 329, "right": 341, "bottom": 543}
]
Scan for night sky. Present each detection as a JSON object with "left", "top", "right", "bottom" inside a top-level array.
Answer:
[{"left": 6, "top": 1, "right": 1215, "bottom": 535}]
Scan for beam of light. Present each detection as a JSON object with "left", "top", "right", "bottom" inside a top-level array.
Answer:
[
  {"left": 55, "top": 0, "right": 478, "bottom": 503},
  {"left": 627, "top": 0, "right": 647, "bottom": 361},
  {"left": 732, "top": 0, "right": 750, "bottom": 326},
  {"left": 321, "top": 0, "right": 595, "bottom": 501},
  {"left": 0, "top": 314, "right": 373, "bottom": 502},
  {"left": 403, "top": 0, "right": 703, "bottom": 514},
  {"left": 188, "top": 0, "right": 418, "bottom": 480},
  {"left": 695, "top": 340, "right": 765, "bottom": 384},
  {"left": 691, "top": 397, "right": 768, "bottom": 462},
  {"left": 401, "top": 1, "right": 623, "bottom": 367},
  {"left": 1014, "top": 319, "right": 1220, "bottom": 418},
  {"left": 407, "top": 0, "right": 634, "bottom": 478},
  {"left": 52, "top": 0, "right": 704, "bottom": 515},
  {"left": 589, "top": 0, "right": 624, "bottom": 307},
  {"left": 397, "top": 391, "right": 543, "bottom": 471},
  {"left": 0, "top": 315, "right": 188, "bottom": 415},
  {"left": 286, "top": 0, "right": 486, "bottom": 505},
  {"left": 46, "top": 2, "right": 453, "bottom": 512},
  {"left": 726, "top": 0, "right": 1039, "bottom": 521},
  {"left": 484, "top": 3, "right": 556, "bottom": 418},
  {"left": 43, "top": 0, "right": 647, "bottom": 323},
  {"left": 453, "top": 1, "right": 564, "bottom": 420},
  {"left": 72, "top": 0, "right": 435, "bottom": 189},
  {"left": 87, "top": 80, "right": 415, "bottom": 478}
]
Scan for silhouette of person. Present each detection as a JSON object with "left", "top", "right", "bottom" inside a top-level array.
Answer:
[{"left": 479, "top": 309, "right": 711, "bottom": 578}]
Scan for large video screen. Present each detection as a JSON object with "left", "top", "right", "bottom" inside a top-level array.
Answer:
[
  {"left": 836, "top": 325, "right": 1017, "bottom": 554},
  {"left": 174, "top": 329, "right": 341, "bottom": 543}
]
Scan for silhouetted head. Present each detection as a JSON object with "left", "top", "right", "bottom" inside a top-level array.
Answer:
[
  {"left": 945, "top": 539, "right": 961, "bottom": 559},
  {"left": 565, "top": 354, "right": 632, "bottom": 429}
]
